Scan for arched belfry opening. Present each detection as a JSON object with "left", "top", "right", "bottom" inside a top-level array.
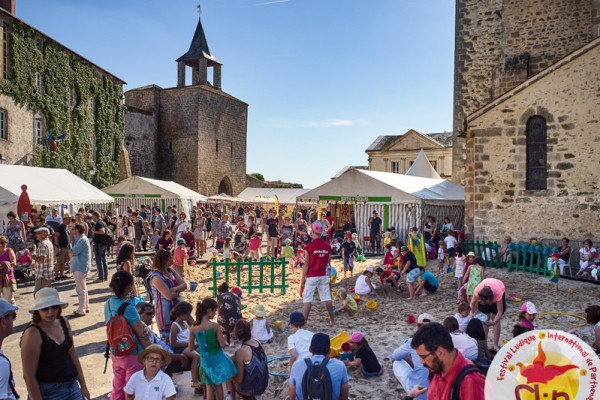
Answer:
[{"left": 218, "top": 176, "right": 233, "bottom": 196}]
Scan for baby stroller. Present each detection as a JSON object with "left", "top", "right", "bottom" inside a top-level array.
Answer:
[
  {"left": 181, "top": 231, "right": 196, "bottom": 257},
  {"left": 233, "top": 231, "right": 248, "bottom": 257},
  {"left": 136, "top": 256, "right": 153, "bottom": 303}
]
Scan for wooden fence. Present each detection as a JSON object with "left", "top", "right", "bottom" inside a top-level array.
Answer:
[{"left": 209, "top": 257, "right": 288, "bottom": 296}]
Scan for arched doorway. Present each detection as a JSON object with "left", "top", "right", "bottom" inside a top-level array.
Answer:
[{"left": 218, "top": 176, "right": 233, "bottom": 196}]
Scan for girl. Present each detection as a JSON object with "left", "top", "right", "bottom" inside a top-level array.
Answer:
[
  {"left": 246, "top": 231, "right": 262, "bottom": 261},
  {"left": 463, "top": 256, "right": 486, "bottom": 303},
  {"left": 548, "top": 252, "right": 560, "bottom": 291},
  {"left": 281, "top": 238, "right": 295, "bottom": 272},
  {"left": 437, "top": 240, "right": 446, "bottom": 274},
  {"left": 189, "top": 297, "right": 237, "bottom": 400},
  {"left": 466, "top": 318, "right": 492, "bottom": 365},
  {"left": 222, "top": 237, "right": 232, "bottom": 260},
  {"left": 336, "top": 288, "right": 357, "bottom": 315},
  {"left": 173, "top": 238, "right": 189, "bottom": 278},
  {"left": 120, "top": 215, "right": 135, "bottom": 242},
  {"left": 175, "top": 212, "right": 189, "bottom": 241},
  {"left": 250, "top": 304, "right": 274, "bottom": 343},
  {"left": 519, "top": 301, "right": 537, "bottom": 330},
  {"left": 169, "top": 301, "right": 201, "bottom": 388},
  {"left": 383, "top": 243, "right": 394, "bottom": 267},
  {"left": 354, "top": 267, "right": 377, "bottom": 295},
  {"left": 141, "top": 220, "right": 151, "bottom": 252},
  {"left": 343, "top": 331, "right": 383, "bottom": 377},
  {"left": 116, "top": 242, "right": 138, "bottom": 298},
  {"left": 453, "top": 247, "right": 466, "bottom": 288}
]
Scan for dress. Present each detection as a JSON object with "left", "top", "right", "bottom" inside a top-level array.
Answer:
[
  {"left": 217, "top": 292, "right": 242, "bottom": 338},
  {"left": 195, "top": 326, "right": 237, "bottom": 385},
  {"left": 6, "top": 222, "right": 22, "bottom": 250},
  {"left": 466, "top": 265, "right": 483, "bottom": 296},
  {"left": 549, "top": 261, "right": 560, "bottom": 283}
]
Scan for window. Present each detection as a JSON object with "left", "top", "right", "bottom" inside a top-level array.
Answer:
[
  {"left": 0, "top": 109, "right": 6, "bottom": 140},
  {"left": 391, "top": 161, "right": 400, "bottom": 174},
  {"left": 168, "top": 141, "right": 172, "bottom": 150},
  {"left": 36, "top": 37, "right": 44, "bottom": 52},
  {"left": 35, "top": 72, "right": 43, "bottom": 94},
  {"left": 526, "top": 116, "right": 547, "bottom": 190},
  {"left": 89, "top": 98, "right": 94, "bottom": 115},
  {"left": 216, "top": 139, "right": 219, "bottom": 153},
  {"left": 34, "top": 118, "right": 43, "bottom": 144},
  {"left": 2, "top": 26, "right": 8, "bottom": 79},
  {"left": 430, "top": 160, "right": 437, "bottom": 171}
]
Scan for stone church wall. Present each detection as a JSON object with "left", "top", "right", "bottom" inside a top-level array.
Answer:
[
  {"left": 464, "top": 41, "right": 600, "bottom": 242},
  {"left": 124, "top": 106, "right": 157, "bottom": 178}
]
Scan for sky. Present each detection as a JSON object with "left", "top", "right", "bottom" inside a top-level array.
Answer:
[{"left": 17, "top": 0, "right": 455, "bottom": 189}]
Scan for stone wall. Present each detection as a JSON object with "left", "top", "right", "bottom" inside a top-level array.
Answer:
[
  {"left": 124, "top": 105, "right": 157, "bottom": 178},
  {"left": 0, "top": 94, "right": 34, "bottom": 165},
  {"left": 464, "top": 39, "right": 600, "bottom": 242}
]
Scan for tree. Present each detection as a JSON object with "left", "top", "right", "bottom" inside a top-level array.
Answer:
[{"left": 250, "top": 172, "right": 265, "bottom": 182}]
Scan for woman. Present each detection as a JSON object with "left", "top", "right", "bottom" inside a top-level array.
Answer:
[
  {"left": 470, "top": 278, "right": 506, "bottom": 351},
  {"left": 585, "top": 305, "right": 600, "bottom": 353},
  {"left": 226, "top": 319, "right": 269, "bottom": 400},
  {"left": 175, "top": 212, "right": 189, "bottom": 241},
  {"left": 194, "top": 211, "right": 207, "bottom": 258},
  {"left": 577, "top": 239, "right": 597, "bottom": 277},
  {"left": 0, "top": 236, "right": 16, "bottom": 304},
  {"left": 104, "top": 270, "right": 151, "bottom": 400},
  {"left": 21, "top": 287, "right": 90, "bottom": 400},
  {"left": 119, "top": 215, "right": 135, "bottom": 242},
  {"left": 5, "top": 211, "right": 25, "bottom": 251},
  {"left": 157, "top": 230, "right": 174, "bottom": 252},
  {"left": 216, "top": 282, "right": 242, "bottom": 346},
  {"left": 116, "top": 242, "right": 139, "bottom": 297},
  {"left": 151, "top": 249, "right": 187, "bottom": 340},
  {"left": 293, "top": 212, "right": 308, "bottom": 247}
]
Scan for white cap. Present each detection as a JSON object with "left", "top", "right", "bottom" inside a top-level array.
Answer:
[
  {"left": 417, "top": 313, "right": 435, "bottom": 324},
  {"left": 520, "top": 301, "right": 537, "bottom": 314}
]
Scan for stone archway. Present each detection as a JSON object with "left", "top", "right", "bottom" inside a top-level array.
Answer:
[{"left": 218, "top": 176, "right": 233, "bottom": 196}]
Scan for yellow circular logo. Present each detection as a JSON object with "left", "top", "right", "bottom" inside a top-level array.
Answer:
[{"left": 486, "top": 329, "right": 600, "bottom": 399}]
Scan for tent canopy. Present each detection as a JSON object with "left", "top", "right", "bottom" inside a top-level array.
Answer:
[
  {"left": 0, "top": 165, "right": 113, "bottom": 206},
  {"left": 298, "top": 169, "right": 463, "bottom": 204},
  {"left": 405, "top": 149, "right": 442, "bottom": 179},
  {"left": 102, "top": 176, "right": 207, "bottom": 201},
  {"left": 237, "top": 187, "right": 311, "bottom": 205}
]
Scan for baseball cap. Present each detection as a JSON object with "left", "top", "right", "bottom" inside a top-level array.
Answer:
[
  {"left": 310, "top": 333, "right": 330, "bottom": 353},
  {"left": 550, "top": 252, "right": 561, "bottom": 259},
  {"left": 348, "top": 331, "right": 365, "bottom": 343},
  {"left": 521, "top": 301, "right": 537, "bottom": 314},
  {"left": 365, "top": 267, "right": 374, "bottom": 274},
  {"left": 289, "top": 311, "right": 306, "bottom": 325},
  {"left": 0, "top": 299, "right": 17, "bottom": 318},
  {"left": 231, "top": 286, "right": 243, "bottom": 298},
  {"left": 417, "top": 313, "right": 435, "bottom": 324},
  {"left": 311, "top": 221, "right": 323, "bottom": 234},
  {"left": 400, "top": 245, "right": 408, "bottom": 252},
  {"left": 177, "top": 238, "right": 186, "bottom": 245}
]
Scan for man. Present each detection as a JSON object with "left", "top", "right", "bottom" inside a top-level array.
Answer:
[
  {"left": 302, "top": 221, "right": 334, "bottom": 324},
  {"left": 53, "top": 214, "right": 71, "bottom": 280},
  {"left": 406, "top": 323, "right": 485, "bottom": 400},
  {"left": 368, "top": 210, "right": 382, "bottom": 253},
  {"left": 390, "top": 313, "right": 434, "bottom": 400},
  {"left": 69, "top": 223, "right": 91, "bottom": 317},
  {"left": 132, "top": 212, "right": 143, "bottom": 252},
  {"left": 218, "top": 214, "right": 233, "bottom": 241},
  {"left": 0, "top": 299, "right": 18, "bottom": 400},
  {"left": 287, "top": 311, "right": 314, "bottom": 369},
  {"left": 265, "top": 210, "right": 280, "bottom": 257},
  {"left": 153, "top": 207, "right": 166, "bottom": 234},
  {"left": 401, "top": 246, "right": 419, "bottom": 300},
  {"left": 91, "top": 211, "right": 109, "bottom": 282},
  {"left": 289, "top": 333, "right": 348, "bottom": 400},
  {"left": 44, "top": 208, "right": 62, "bottom": 230},
  {"left": 32, "top": 227, "right": 54, "bottom": 294}
]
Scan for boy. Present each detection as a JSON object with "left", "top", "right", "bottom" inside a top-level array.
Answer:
[
  {"left": 444, "top": 230, "right": 457, "bottom": 259},
  {"left": 453, "top": 303, "right": 472, "bottom": 333},
  {"left": 415, "top": 266, "right": 439, "bottom": 296},
  {"left": 376, "top": 267, "right": 401, "bottom": 292},
  {"left": 341, "top": 235, "right": 356, "bottom": 278},
  {"left": 124, "top": 344, "right": 176, "bottom": 400}
]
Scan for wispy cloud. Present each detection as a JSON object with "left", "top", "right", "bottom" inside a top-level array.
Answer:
[
  {"left": 303, "top": 119, "right": 355, "bottom": 128},
  {"left": 254, "top": 0, "right": 290, "bottom": 6},
  {"left": 265, "top": 118, "right": 364, "bottom": 129}
]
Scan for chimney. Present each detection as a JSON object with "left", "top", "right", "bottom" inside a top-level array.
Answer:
[{"left": 0, "top": 0, "right": 15, "bottom": 15}]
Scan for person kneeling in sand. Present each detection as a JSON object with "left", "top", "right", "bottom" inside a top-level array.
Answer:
[
  {"left": 124, "top": 345, "right": 176, "bottom": 400},
  {"left": 415, "top": 267, "right": 439, "bottom": 296},
  {"left": 343, "top": 331, "right": 383, "bottom": 378},
  {"left": 336, "top": 288, "right": 357, "bottom": 315},
  {"left": 355, "top": 267, "right": 378, "bottom": 295}
]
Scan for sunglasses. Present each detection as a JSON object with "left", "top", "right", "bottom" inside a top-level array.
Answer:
[
  {"left": 3, "top": 312, "right": 16, "bottom": 320},
  {"left": 144, "top": 312, "right": 154, "bottom": 316},
  {"left": 40, "top": 305, "right": 60, "bottom": 312}
]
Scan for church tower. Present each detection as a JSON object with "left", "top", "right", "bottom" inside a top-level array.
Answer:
[{"left": 124, "top": 14, "right": 248, "bottom": 196}]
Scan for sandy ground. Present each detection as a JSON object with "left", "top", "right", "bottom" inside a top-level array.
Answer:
[{"left": 3, "top": 254, "right": 599, "bottom": 399}]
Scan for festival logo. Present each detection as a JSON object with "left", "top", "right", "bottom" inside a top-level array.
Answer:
[{"left": 486, "top": 329, "right": 600, "bottom": 400}]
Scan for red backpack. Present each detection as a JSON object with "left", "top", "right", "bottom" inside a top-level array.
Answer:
[{"left": 106, "top": 302, "right": 136, "bottom": 357}]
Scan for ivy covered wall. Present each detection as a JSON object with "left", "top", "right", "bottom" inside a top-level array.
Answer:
[{"left": 0, "top": 21, "right": 125, "bottom": 188}]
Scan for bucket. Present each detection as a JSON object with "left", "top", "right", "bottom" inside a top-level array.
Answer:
[
  {"left": 331, "top": 289, "right": 338, "bottom": 298},
  {"left": 274, "top": 320, "right": 282, "bottom": 328},
  {"left": 189, "top": 282, "right": 198, "bottom": 292},
  {"left": 366, "top": 300, "right": 377, "bottom": 312},
  {"left": 354, "top": 294, "right": 361, "bottom": 303},
  {"left": 340, "top": 352, "right": 354, "bottom": 362}
]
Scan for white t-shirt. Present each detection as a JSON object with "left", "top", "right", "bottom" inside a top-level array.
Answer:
[
  {"left": 288, "top": 329, "right": 314, "bottom": 361},
  {"left": 438, "top": 247, "right": 445, "bottom": 261},
  {"left": 450, "top": 332, "right": 478, "bottom": 361},
  {"left": 453, "top": 313, "right": 472, "bottom": 333},
  {"left": 444, "top": 235, "right": 457, "bottom": 249},
  {"left": 0, "top": 350, "right": 17, "bottom": 400},
  {"left": 354, "top": 274, "right": 373, "bottom": 295},
  {"left": 251, "top": 317, "right": 274, "bottom": 343},
  {"left": 124, "top": 369, "right": 176, "bottom": 400}
]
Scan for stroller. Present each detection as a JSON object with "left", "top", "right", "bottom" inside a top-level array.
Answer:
[
  {"left": 181, "top": 231, "right": 196, "bottom": 257},
  {"left": 136, "top": 256, "right": 153, "bottom": 303},
  {"left": 233, "top": 231, "right": 248, "bottom": 258}
]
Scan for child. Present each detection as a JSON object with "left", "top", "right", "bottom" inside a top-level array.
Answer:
[
  {"left": 189, "top": 298, "right": 237, "bottom": 400},
  {"left": 250, "top": 304, "right": 274, "bottom": 343},
  {"left": 343, "top": 331, "right": 383, "bottom": 377},
  {"left": 444, "top": 230, "right": 457, "bottom": 259},
  {"left": 453, "top": 247, "right": 466, "bottom": 287},
  {"left": 463, "top": 256, "right": 486, "bottom": 303},
  {"left": 281, "top": 238, "right": 295, "bottom": 271},
  {"left": 341, "top": 234, "right": 356, "bottom": 278},
  {"left": 151, "top": 229, "right": 161, "bottom": 251},
  {"left": 383, "top": 243, "right": 394, "bottom": 268},
  {"left": 141, "top": 221, "right": 152, "bottom": 252},
  {"left": 247, "top": 231, "right": 262, "bottom": 261},
  {"left": 222, "top": 237, "right": 232, "bottom": 260},
  {"left": 114, "top": 236, "right": 126, "bottom": 259},
  {"left": 172, "top": 238, "right": 189, "bottom": 277},
  {"left": 294, "top": 249, "right": 305, "bottom": 270},
  {"left": 124, "top": 344, "right": 176, "bottom": 400},
  {"left": 383, "top": 231, "right": 391, "bottom": 248},
  {"left": 454, "top": 303, "right": 472, "bottom": 333},
  {"left": 375, "top": 267, "right": 401, "bottom": 292},
  {"left": 415, "top": 266, "right": 439, "bottom": 296},
  {"left": 548, "top": 252, "right": 560, "bottom": 291},
  {"left": 169, "top": 302, "right": 201, "bottom": 388},
  {"left": 17, "top": 249, "right": 31, "bottom": 266},
  {"left": 336, "top": 288, "right": 357, "bottom": 315},
  {"left": 355, "top": 267, "right": 377, "bottom": 295},
  {"left": 437, "top": 240, "right": 446, "bottom": 274},
  {"left": 331, "top": 238, "right": 342, "bottom": 254},
  {"left": 466, "top": 318, "right": 492, "bottom": 366},
  {"left": 519, "top": 301, "right": 537, "bottom": 330}
]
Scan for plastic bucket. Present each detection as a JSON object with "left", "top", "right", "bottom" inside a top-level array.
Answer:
[
  {"left": 189, "top": 282, "right": 198, "bottom": 292},
  {"left": 366, "top": 300, "right": 377, "bottom": 312}
]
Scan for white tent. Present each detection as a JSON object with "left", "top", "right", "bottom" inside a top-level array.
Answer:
[
  {"left": 102, "top": 176, "right": 207, "bottom": 216},
  {"left": 237, "top": 187, "right": 311, "bottom": 205},
  {"left": 298, "top": 168, "right": 464, "bottom": 242},
  {"left": 0, "top": 165, "right": 113, "bottom": 226},
  {"left": 405, "top": 149, "right": 442, "bottom": 179}
]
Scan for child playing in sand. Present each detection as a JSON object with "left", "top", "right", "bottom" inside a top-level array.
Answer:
[
  {"left": 415, "top": 266, "right": 438, "bottom": 296},
  {"left": 383, "top": 243, "right": 394, "bottom": 267},
  {"left": 519, "top": 301, "right": 537, "bottom": 330},
  {"left": 336, "top": 288, "right": 357, "bottom": 315},
  {"left": 454, "top": 303, "right": 472, "bottom": 333},
  {"left": 343, "top": 331, "right": 383, "bottom": 377},
  {"left": 453, "top": 247, "right": 466, "bottom": 287},
  {"left": 250, "top": 304, "right": 274, "bottom": 343},
  {"left": 463, "top": 256, "right": 486, "bottom": 303},
  {"left": 124, "top": 345, "right": 176, "bottom": 400},
  {"left": 169, "top": 302, "right": 201, "bottom": 388},
  {"left": 376, "top": 267, "right": 401, "bottom": 292},
  {"left": 548, "top": 252, "right": 560, "bottom": 291},
  {"left": 355, "top": 267, "right": 377, "bottom": 295},
  {"left": 383, "top": 231, "right": 391, "bottom": 248},
  {"left": 189, "top": 298, "right": 237, "bottom": 400},
  {"left": 246, "top": 231, "right": 262, "bottom": 261},
  {"left": 341, "top": 234, "right": 356, "bottom": 278},
  {"left": 281, "top": 238, "right": 295, "bottom": 271},
  {"left": 173, "top": 238, "right": 189, "bottom": 277}
]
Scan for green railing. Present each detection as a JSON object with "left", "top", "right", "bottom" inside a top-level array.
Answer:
[
  {"left": 506, "top": 243, "right": 553, "bottom": 276},
  {"left": 461, "top": 240, "right": 502, "bottom": 268},
  {"left": 209, "top": 257, "right": 288, "bottom": 297}
]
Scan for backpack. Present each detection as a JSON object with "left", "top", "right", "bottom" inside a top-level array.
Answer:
[
  {"left": 449, "top": 364, "right": 484, "bottom": 400},
  {"left": 0, "top": 352, "right": 20, "bottom": 399},
  {"left": 106, "top": 302, "right": 136, "bottom": 357},
  {"left": 301, "top": 357, "right": 333, "bottom": 400}
]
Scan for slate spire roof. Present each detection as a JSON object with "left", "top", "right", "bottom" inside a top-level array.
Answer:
[{"left": 176, "top": 16, "right": 220, "bottom": 66}]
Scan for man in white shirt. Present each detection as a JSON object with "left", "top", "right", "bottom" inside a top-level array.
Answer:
[
  {"left": 287, "top": 311, "right": 314, "bottom": 370},
  {"left": 443, "top": 316, "right": 478, "bottom": 361},
  {"left": 0, "top": 299, "right": 19, "bottom": 400}
]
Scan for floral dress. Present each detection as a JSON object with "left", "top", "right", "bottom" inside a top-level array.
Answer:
[
  {"left": 217, "top": 292, "right": 242, "bottom": 339},
  {"left": 6, "top": 222, "right": 23, "bottom": 250},
  {"left": 195, "top": 325, "right": 237, "bottom": 385},
  {"left": 466, "top": 265, "right": 483, "bottom": 295}
]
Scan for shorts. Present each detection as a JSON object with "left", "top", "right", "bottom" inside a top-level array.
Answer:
[
  {"left": 478, "top": 292, "right": 507, "bottom": 315},
  {"left": 406, "top": 268, "right": 420, "bottom": 283},
  {"left": 424, "top": 281, "right": 438, "bottom": 293},
  {"left": 194, "top": 229, "right": 207, "bottom": 240},
  {"left": 268, "top": 237, "right": 278, "bottom": 248},
  {"left": 343, "top": 257, "right": 354, "bottom": 271},
  {"left": 303, "top": 276, "right": 332, "bottom": 303},
  {"left": 248, "top": 250, "right": 259, "bottom": 260}
]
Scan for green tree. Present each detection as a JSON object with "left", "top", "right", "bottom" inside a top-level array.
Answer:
[{"left": 250, "top": 172, "right": 265, "bottom": 182}]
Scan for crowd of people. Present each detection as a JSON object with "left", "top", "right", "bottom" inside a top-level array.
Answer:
[{"left": 0, "top": 203, "right": 599, "bottom": 400}]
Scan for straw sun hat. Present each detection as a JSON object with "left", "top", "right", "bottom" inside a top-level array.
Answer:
[
  {"left": 29, "top": 287, "right": 68, "bottom": 313},
  {"left": 251, "top": 304, "right": 268, "bottom": 317},
  {"left": 137, "top": 344, "right": 172, "bottom": 365}
]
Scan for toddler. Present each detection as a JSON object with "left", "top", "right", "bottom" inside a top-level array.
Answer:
[
  {"left": 124, "top": 345, "right": 176, "bottom": 400},
  {"left": 169, "top": 302, "right": 200, "bottom": 388},
  {"left": 18, "top": 249, "right": 31, "bottom": 266},
  {"left": 250, "top": 304, "right": 274, "bottom": 343},
  {"left": 341, "top": 234, "right": 356, "bottom": 278},
  {"left": 548, "top": 252, "right": 560, "bottom": 291},
  {"left": 343, "top": 331, "right": 383, "bottom": 377},
  {"left": 294, "top": 249, "right": 305, "bottom": 270},
  {"left": 222, "top": 237, "right": 232, "bottom": 260},
  {"left": 151, "top": 229, "right": 161, "bottom": 251},
  {"left": 383, "top": 231, "right": 391, "bottom": 248},
  {"left": 454, "top": 303, "right": 472, "bottom": 333},
  {"left": 332, "top": 238, "right": 341, "bottom": 253},
  {"left": 247, "top": 231, "right": 262, "bottom": 261},
  {"left": 444, "top": 230, "right": 457, "bottom": 259},
  {"left": 437, "top": 240, "right": 445, "bottom": 274},
  {"left": 453, "top": 247, "right": 466, "bottom": 287},
  {"left": 172, "top": 238, "right": 189, "bottom": 277},
  {"left": 281, "top": 238, "right": 295, "bottom": 271},
  {"left": 383, "top": 243, "right": 394, "bottom": 267},
  {"left": 336, "top": 288, "right": 357, "bottom": 315},
  {"left": 519, "top": 301, "right": 537, "bottom": 330}
]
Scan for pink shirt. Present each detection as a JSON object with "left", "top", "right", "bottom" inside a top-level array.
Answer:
[
  {"left": 474, "top": 278, "right": 505, "bottom": 302},
  {"left": 173, "top": 246, "right": 187, "bottom": 266},
  {"left": 248, "top": 236, "right": 261, "bottom": 251}
]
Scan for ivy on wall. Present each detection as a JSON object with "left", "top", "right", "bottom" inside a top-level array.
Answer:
[{"left": 0, "top": 22, "right": 125, "bottom": 188}]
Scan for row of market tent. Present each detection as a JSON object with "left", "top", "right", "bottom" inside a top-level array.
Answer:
[{"left": 0, "top": 150, "right": 464, "bottom": 241}]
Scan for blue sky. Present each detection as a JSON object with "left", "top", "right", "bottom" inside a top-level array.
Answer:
[{"left": 18, "top": 0, "right": 455, "bottom": 189}]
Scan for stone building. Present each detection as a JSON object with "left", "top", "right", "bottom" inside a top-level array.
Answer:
[
  {"left": 125, "top": 16, "right": 248, "bottom": 196},
  {"left": 366, "top": 129, "right": 453, "bottom": 178},
  {"left": 458, "top": 0, "right": 600, "bottom": 241},
  {"left": 0, "top": 0, "right": 127, "bottom": 187}
]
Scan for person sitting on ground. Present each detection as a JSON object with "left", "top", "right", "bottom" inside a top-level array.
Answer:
[
  {"left": 124, "top": 344, "right": 176, "bottom": 400},
  {"left": 390, "top": 314, "right": 433, "bottom": 400},
  {"left": 442, "top": 317, "right": 478, "bottom": 361},
  {"left": 288, "top": 333, "right": 349, "bottom": 400},
  {"left": 335, "top": 288, "right": 357, "bottom": 315},
  {"left": 250, "top": 304, "right": 274, "bottom": 344},
  {"left": 519, "top": 301, "right": 538, "bottom": 331},
  {"left": 169, "top": 301, "right": 201, "bottom": 388},
  {"left": 287, "top": 311, "right": 314, "bottom": 370},
  {"left": 453, "top": 303, "right": 472, "bottom": 333},
  {"left": 415, "top": 267, "right": 439, "bottom": 296},
  {"left": 376, "top": 267, "right": 401, "bottom": 292},
  {"left": 465, "top": 318, "right": 492, "bottom": 365},
  {"left": 343, "top": 331, "right": 383, "bottom": 377},
  {"left": 354, "top": 267, "right": 377, "bottom": 295}
]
